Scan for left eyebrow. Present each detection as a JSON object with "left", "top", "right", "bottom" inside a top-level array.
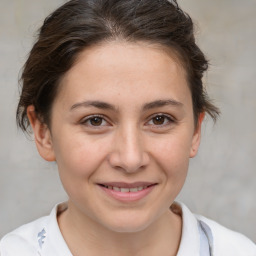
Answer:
[
  {"left": 142, "top": 99, "right": 183, "bottom": 111},
  {"left": 70, "top": 100, "right": 117, "bottom": 112}
]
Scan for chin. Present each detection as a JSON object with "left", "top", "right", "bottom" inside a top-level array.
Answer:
[
  {"left": 102, "top": 212, "right": 154, "bottom": 233},
  {"left": 107, "top": 222, "right": 150, "bottom": 233}
]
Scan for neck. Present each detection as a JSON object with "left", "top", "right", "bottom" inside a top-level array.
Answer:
[{"left": 58, "top": 201, "right": 182, "bottom": 256}]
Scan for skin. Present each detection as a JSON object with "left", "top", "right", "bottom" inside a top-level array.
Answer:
[{"left": 27, "top": 41, "right": 204, "bottom": 256}]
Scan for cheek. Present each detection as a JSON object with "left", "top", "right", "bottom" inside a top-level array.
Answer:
[
  {"left": 53, "top": 134, "right": 105, "bottom": 180},
  {"left": 158, "top": 140, "right": 190, "bottom": 203},
  {"left": 52, "top": 137, "right": 104, "bottom": 202},
  {"left": 151, "top": 133, "right": 191, "bottom": 181}
]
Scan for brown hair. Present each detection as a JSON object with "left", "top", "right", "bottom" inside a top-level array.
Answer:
[{"left": 17, "top": 0, "right": 220, "bottom": 132}]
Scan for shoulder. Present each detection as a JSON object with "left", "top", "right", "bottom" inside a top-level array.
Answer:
[
  {"left": 0, "top": 203, "right": 70, "bottom": 256},
  {"left": 196, "top": 214, "right": 256, "bottom": 256},
  {"left": 175, "top": 202, "right": 256, "bottom": 256},
  {"left": 0, "top": 215, "right": 48, "bottom": 256}
]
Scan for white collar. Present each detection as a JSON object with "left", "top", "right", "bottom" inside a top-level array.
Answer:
[
  {"left": 46, "top": 202, "right": 202, "bottom": 256},
  {"left": 173, "top": 202, "right": 201, "bottom": 256}
]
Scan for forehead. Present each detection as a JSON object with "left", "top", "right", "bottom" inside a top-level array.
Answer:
[{"left": 56, "top": 41, "right": 191, "bottom": 109}]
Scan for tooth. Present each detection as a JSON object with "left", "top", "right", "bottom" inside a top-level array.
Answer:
[
  {"left": 108, "top": 186, "right": 113, "bottom": 190},
  {"left": 129, "top": 187, "right": 138, "bottom": 192},
  {"left": 120, "top": 188, "right": 129, "bottom": 193},
  {"left": 113, "top": 187, "right": 120, "bottom": 191},
  {"left": 138, "top": 187, "right": 143, "bottom": 191},
  {"left": 143, "top": 186, "right": 148, "bottom": 189}
]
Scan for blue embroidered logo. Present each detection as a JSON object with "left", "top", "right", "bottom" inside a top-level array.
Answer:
[{"left": 38, "top": 229, "right": 46, "bottom": 249}]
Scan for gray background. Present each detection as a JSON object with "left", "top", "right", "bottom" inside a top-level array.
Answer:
[{"left": 0, "top": 0, "right": 255, "bottom": 241}]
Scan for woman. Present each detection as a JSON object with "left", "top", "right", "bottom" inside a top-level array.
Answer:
[{"left": 0, "top": 0, "right": 255, "bottom": 255}]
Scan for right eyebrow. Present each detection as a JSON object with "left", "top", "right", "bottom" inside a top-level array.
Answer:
[
  {"left": 142, "top": 99, "right": 183, "bottom": 111},
  {"left": 70, "top": 100, "right": 117, "bottom": 112}
]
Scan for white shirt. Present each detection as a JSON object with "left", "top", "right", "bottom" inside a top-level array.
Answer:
[{"left": 0, "top": 202, "right": 255, "bottom": 256}]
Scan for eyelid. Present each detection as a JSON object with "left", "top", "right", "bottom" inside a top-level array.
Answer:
[
  {"left": 79, "top": 113, "right": 175, "bottom": 128},
  {"left": 80, "top": 114, "right": 110, "bottom": 127},
  {"left": 145, "top": 113, "right": 175, "bottom": 126}
]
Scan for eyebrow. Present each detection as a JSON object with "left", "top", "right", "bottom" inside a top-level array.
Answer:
[
  {"left": 142, "top": 99, "right": 183, "bottom": 111},
  {"left": 70, "top": 99, "right": 183, "bottom": 112},
  {"left": 70, "top": 100, "right": 117, "bottom": 111}
]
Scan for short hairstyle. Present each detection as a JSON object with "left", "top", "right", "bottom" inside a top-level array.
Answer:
[{"left": 16, "top": 0, "right": 220, "bottom": 132}]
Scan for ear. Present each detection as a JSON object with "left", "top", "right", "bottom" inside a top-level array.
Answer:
[
  {"left": 190, "top": 112, "right": 205, "bottom": 158},
  {"left": 27, "top": 105, "right": 56, "bottom": 162}
]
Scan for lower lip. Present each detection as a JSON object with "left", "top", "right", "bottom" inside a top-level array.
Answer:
[{"left": 98, "top": 185, "right": 156, "bottom": 202}]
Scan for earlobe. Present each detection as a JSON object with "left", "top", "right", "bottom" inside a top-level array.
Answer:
[
  {"left": 27, "top": 105, "right": 56, "bottom": 162},
  {"left": 190, "top": 112, "right": 205, "bottom": 158}
]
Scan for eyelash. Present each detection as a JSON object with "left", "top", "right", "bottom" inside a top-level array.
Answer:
[
  {"left": 146, "top": 114, "right": 175, "bottom": 127},
  {"left": 80, "top": 115, "right": 109, "bottom": 127},
  {"left": 80, "top": 114, "right": 175, "bottom": 128}
]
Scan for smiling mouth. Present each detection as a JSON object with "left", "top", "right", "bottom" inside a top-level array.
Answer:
[
  {"left": 97, "top": 182, "right": 157, "bottom": 202},
  {"left": 99, "top": 184, "right": 155, "bottom": 193}
]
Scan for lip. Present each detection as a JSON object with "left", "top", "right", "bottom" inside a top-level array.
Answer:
[
  {"left": 97, "top": 182, "right": 157, "bottom": 202},
  {"left": 99, "top": 181, "right": 154, "bottom": 188}
]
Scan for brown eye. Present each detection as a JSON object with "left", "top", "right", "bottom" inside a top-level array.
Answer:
[
  {"left": 152, "top": 115, "right": 166, "bottom": 125},
  {"left": 80, "top": 115, "right": 110, "bottom": 129},
  {"left": 147, "top": 114, "right": 173, "bottom": 127},
  {"left": 89, "top": 117, "right": 103, "bottom": 126}
]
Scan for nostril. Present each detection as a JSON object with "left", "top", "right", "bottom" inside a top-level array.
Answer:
[{"left": 108, "top": 139, "right": 150, "bottom": 173}]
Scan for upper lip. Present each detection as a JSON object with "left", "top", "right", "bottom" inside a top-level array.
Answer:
[{"left": 97, "top": 182, "right": 157, "bottom": 188}]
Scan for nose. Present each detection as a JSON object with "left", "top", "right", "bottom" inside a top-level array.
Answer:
[{"left": 108, "top": 126, "right": 150, "bottom": 173}]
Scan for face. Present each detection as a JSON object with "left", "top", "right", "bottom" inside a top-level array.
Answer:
[{"left": 29, "top": 41, "right": 202, "bottom": 233}]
